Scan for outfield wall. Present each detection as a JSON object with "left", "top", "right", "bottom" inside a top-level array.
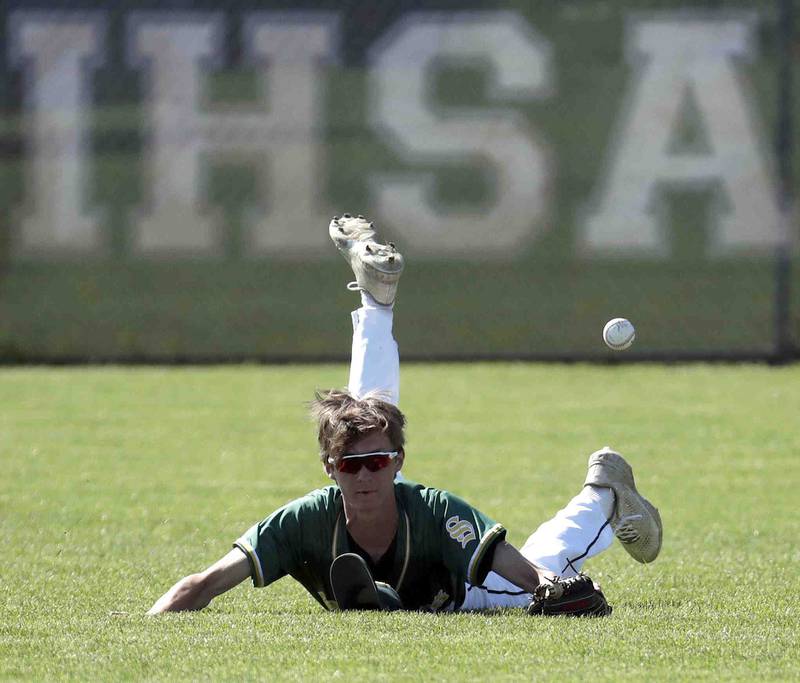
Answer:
[{"left": 0, "top": 0, "right": 797, "bottom": 361}]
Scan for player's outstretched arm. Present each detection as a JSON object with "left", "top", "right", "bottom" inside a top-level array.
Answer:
[
  {"left": 147, "top": 549, "right": 251, "bottom": 615},
  {"left": 490, "top": 541, "right": 555, "bottom": 594}
]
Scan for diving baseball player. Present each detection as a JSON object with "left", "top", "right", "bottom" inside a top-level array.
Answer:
[{"left": 147, "top": 215, "right": 662, "bottom": 616}]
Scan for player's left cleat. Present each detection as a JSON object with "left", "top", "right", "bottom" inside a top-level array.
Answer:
[
  {"left": 329, "top": 214, "right": 404, "bottom": 305},
  {"left": 584, "top": 447, "right": 662, "bottom": 564},
  {"left": 330, "top": 553, "right": 403, "bottom": 611}
]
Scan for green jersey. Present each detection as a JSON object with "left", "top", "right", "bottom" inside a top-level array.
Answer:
[{"left": 234, "top": 479, "right": 506, "bottom": 611}]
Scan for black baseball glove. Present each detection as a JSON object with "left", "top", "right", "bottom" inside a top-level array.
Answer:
[{"left": 527, "top": 574, "right": 612, "bottom": 617}]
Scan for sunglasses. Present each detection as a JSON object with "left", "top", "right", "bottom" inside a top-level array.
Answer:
[{"left": 329, "top": 451, "right": 399, "bottom": 474}]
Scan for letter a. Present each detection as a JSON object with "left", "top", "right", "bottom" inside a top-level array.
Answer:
[{"left": 583, "top": 14, "right": 780, "bottom": 257}]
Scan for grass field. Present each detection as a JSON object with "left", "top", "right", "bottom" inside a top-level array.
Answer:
[{"left": 1, "top": 363, "right": 799, "bottom": 681}]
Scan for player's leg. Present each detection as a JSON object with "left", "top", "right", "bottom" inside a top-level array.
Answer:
[
  {"left": 457, "top": 572, "right": 532, "bottom": 610},
  {"left": 456, "top": 484, "right": 615, "bottom": 611},
  {"left": 329, "top": 214, "right": 403, "bottom": 406},
  {"left": 458, "top": 447, "right": 662, "bottom": 611},
  {"left": 521, "top": 446, "right": 662, "bottom": 575},
  {"left": 457, "top": 489, "right": 615, "bottom": 611},
  {"left": 519, "top": 484, "right": 615, "bottom": 577},
  {"left": 348, "top": 294, "right": 399, "bottom": 406}
]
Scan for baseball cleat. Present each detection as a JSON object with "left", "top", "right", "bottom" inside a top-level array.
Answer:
[
  {"left": 329, "top": 213, "right": 376, "bottom": 247},
  {"left": 329, "top": 214, "right": 404, "bottom": 306},
  {"left": 584, "top": 447, "right": 662, "bottom": 563}
]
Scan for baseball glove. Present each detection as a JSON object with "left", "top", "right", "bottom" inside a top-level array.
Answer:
[
  {"left": 330, "top": 553, "right": 404, "bottom": 611},
  {"left": 527, "top": 574, "right": 612, "bottom": 617}
]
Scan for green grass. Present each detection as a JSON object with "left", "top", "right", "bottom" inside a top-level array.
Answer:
[{"left": 1, "top": 363, "right": 799, "bottom": 681}]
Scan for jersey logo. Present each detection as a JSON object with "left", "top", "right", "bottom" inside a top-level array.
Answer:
[{"left": 446, "top": 515, "right": 477, "bottom": 549}]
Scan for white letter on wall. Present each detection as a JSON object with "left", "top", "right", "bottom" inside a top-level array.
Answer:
[
  {"left": 9, "top": 12, "right": 105, "bottom": 253},
  {"left": 127, "top": 12, "right": 335, "bottom": 254},
  {"left": 368, "top": 12, "right": 552, "bottom": 256},
  {"left": 583, "top": 13, "right": 780, "bottom": 256}
]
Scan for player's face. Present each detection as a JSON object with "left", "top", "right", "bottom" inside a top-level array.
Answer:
[{"left": 329, "top": 430, "right": 403, "bottom": 513}]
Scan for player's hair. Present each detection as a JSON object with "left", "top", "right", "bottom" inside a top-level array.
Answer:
[{"left": 309, "top": 389, "right": 406, "bottom": 463}]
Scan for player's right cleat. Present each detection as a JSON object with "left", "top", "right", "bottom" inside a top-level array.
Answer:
[
  {"left": 329, "top": 214, "right": 404, "bottom": 306},
  {"left": 584, "top": 447, "right": 663, "bottom": 564},
  {"left": 330, "top": 553, "right": 403, "bottom": 611}
]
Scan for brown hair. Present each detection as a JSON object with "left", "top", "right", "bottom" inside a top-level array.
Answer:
[{"left": 309, "top": 389, "right": 406, "bottom": 464}]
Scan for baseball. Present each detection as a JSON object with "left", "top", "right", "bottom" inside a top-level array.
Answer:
[{"left": 603, "top": 318, "right": 635, "bottom": 350}]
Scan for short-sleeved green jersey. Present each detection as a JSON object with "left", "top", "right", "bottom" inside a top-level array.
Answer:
[{"left": 234, "top": 479, "right": 506, "bottom": 611}]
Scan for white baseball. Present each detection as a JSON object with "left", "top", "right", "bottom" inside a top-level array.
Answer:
[{"left": 603, "top": 318, "right": 635, "bottom": 350}]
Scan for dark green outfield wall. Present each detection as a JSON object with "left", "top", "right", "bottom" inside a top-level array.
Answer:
[{"left": 0, "top": 0, "right": 797, "bottom": 361}]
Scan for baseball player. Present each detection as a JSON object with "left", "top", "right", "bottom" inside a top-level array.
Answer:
[{"left": 147, "top": 215, "right": 662, "bottom": 615}]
